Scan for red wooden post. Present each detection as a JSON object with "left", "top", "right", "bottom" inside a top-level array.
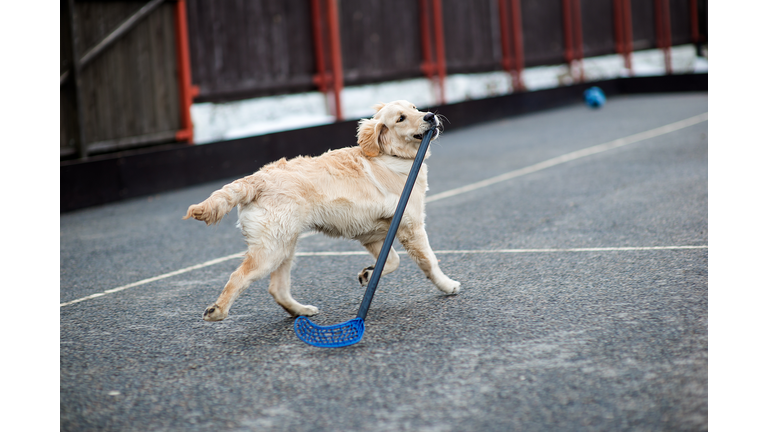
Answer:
[
  {"left": 499, "top": 0, "right": 526, "bottom": 90},
  {"left": 310, "top": 0, "right": 344, "bottom": 121},
  {"left": 326, "top": 0, "right": 344, "bottom": 119},
  {"left": 562, "top": 0, "right": 574, "bottom": 65},
  {"left": 419, "top": 0, "right": 435, "bottom": 78},
  {"left": 310, "top": 0, "right": 328, "bottom": 95},
  {"left": 613, "top": 0, "right": 633, "bottom": 74},
  {"left": 418, "top": 0, "right": 446, "bottom": 104},
  {"left": 689, "top": 0, "right": 699, "bottom": 44},
  {"left": 663, "top": 0, "right": 672, "bottom": 73},
  {"left": 173, "top": 0, "right": 198, "bottom": 143},
  {"left": 572, "top": 0, "right": 585, "bottom": 82},
  {"left": 431, "top": 0, "right": 447, "bottom": 104},
  {"left": 562, "top": 0, "right": 584, "bottom": 82},
  {"left": 509, "top": 0, "right": 526, "bottom": 90},
  {"left": 654, "top": 0, "right": 673, "bottom": 74}
]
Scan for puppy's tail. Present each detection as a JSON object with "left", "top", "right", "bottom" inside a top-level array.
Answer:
[{"left": 183, "top": 175, "right": 264, "bottom": 225}]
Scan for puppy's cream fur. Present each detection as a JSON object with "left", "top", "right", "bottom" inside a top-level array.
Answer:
[{"left": 184, "top": 100, "right": 459, "bottom": 321}]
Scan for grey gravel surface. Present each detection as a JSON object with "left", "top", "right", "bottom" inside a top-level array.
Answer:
[{"left": 61, "top": 93, "right": 708, "bottom": 431}]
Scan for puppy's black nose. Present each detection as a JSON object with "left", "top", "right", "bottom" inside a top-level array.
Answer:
[{"left": 424, "top": 112, "right": 436, "bottom": 123}]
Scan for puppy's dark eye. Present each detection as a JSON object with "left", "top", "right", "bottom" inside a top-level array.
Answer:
[{"left": 397, "top": 114, "right": 406, "bottom": 122}]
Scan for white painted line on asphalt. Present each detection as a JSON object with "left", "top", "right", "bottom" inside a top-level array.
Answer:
[
  {"left": 431, "top": 245, "right": 708, "bottom": 254},
  {"left": 60, "top": 232, "right": 320, "bottom": 307},
  {"left": 60, "top": 114, "right": 708, "bottom": 308},
  {"left": 59, "top": 251, "right": 246, "bottom": 307},
  {"left": 296, "top": 250, "right": 368, "bottom": 256},
  {"left": 295, "top": 245, "right": 710, "bottom": 256},
  {"left": 60, "top": 245, "right": 707, "bottom": 307},
  {"left": 425, "top": 112, "right": 708, "bottom": 203}
]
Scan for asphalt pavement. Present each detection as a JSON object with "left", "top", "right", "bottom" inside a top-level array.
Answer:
[{"left": 60, "top": 92, "right": 708, "bottom": 431}]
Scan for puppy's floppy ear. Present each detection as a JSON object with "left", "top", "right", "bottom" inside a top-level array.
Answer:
[{"left": 357, "top": 118, "right": 388, "bottom": 157}]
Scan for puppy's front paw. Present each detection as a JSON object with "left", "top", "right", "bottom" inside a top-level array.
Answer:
[
  {"left": 357, "top": 266, "right": 375, "bottom": 287},
  {"left": 202, "top": 304, "right": 228, "bottom": 321},
  {"left": 436, "top": 279, "right": 461, "bottom": 295},
  {"left": 296, "top": 305, "right": 319, "bottom": 317}
]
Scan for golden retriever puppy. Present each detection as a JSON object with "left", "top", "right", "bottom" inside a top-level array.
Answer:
[{"left": 184, "top": 100, "right": 460, "bottom": 322}]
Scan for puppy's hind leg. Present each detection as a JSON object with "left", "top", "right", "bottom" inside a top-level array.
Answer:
[
  {"left": 268, "top": 245, "right": 319, "bottom": 317},
  {"left": 358, "top": 240, "right": 400, "bottom": 286},
  {"left": 203, "top": 248, "right": 285, "bottom": 322}
]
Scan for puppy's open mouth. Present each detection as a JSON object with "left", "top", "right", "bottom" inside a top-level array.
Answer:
[{"left": 413, "top": 123, "right": 444, "bottom": 140}]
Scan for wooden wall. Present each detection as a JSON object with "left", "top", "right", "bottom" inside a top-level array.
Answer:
[
  {"left": 61, "top": 0, "right": 180, "bottom": 158},
  {"left": 580, "top": 0, "right": 616, "bottom": 59},
  {"left": 442, "top": 0, "right": 500, "bottom": 74},
  {"left": 186, "top": 0, "right": 317, "bottom": 102},
  {"left": 61, "top": 0, "right": 706, "bottom": 159},
  {"left": 338, "top": 0, "right": 423, "bottom": 86}
]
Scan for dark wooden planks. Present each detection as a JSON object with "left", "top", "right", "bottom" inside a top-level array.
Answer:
[
  {"left": 580, "top": 0, "right": 615, "bottom": 58},
  {"left": 61, "top": 1, "right": 180, "bottom": 156},
  {"left": 338, "top": 0, "right": 423, "bottom": 85},
  {"left": 186, "top": 0, "right": 316, "bottom": 102},
  {"left": 520, "top": 0, "right": 566, "bottom": 67},
  {"left": 442, "top": 0, "right": 501, "bottom": 74},
  {"left": 61, "top": 0, "right": 706, "bottom": 161}
]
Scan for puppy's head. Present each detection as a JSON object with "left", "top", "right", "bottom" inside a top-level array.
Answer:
[{"left": 356, "top": 100, "right": 442, "bottom": 159}]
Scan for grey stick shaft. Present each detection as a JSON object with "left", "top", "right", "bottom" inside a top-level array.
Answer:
[{"left": 356, "top": 127, "right": 435, "bottom": 320}]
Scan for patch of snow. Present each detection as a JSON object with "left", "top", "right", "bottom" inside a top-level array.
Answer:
[
  {"left": 190, "top": 45, "right": 707, "bottom": 144},
  {"left": 444, "top": 71, "right": 514, "bottom": 103},
  {"left": 341, "top": 78, "right": 436, "bottom": 120},
  {"left": 222, "top": 114, "right": 336, "bottom": 141},
  {"left": 191, "top": 92, "right": 333, "bottom": 144}
]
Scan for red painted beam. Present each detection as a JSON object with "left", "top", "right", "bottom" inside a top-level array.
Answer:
[
  {"left": 173, "top": 0, "right": 198, "bottom": 143},
  {"left": 613, "top": 0, "right": 633, "bottom": 74},
  {"left": 419, "top": 0, "right": 436, "bottom": 77},
  {"left": 654, "top": 0, "right": 672, "bottom": 74},
  {"left": 326, "top": 0, "right": 344, "bottom": 120},
  {"left": 562, "top": 0, "right": 584, "bottom": 82},
  {"left": 572, "top": 0, "right": 585, "bottom": 81},
  {"left": 431, "top": 0, "right": 447, "bottom": 104},
  {"left": 613, "top": 0, "right": 624, "bottom": 54},
  {"left": 562, "top": 0, "right": 574, "bottom": 64},
  {"left": 310, "top": 0, "right": 343, "bottom": 121},
  {"left": 689, "top": 0, "right": 699, "bottom": 43},
  {"left": 310, "top": 0, "right": 328, "bottom": 94},
  {"left": 509, "top": 0, "right": 526, "bottom": 91},
  {"left": 418, "top": 0, "right": 446, "bottom": 103}
]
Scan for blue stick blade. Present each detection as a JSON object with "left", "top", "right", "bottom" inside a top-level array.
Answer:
[{"left": 294, "top": 316, "right": 365, "bottom": 348}]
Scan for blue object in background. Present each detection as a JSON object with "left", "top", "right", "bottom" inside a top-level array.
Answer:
[{"left": 583, "top": 86, "right": 606, "bottom": 108}]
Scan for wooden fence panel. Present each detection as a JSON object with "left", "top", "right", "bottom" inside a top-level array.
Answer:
[
  {"left": 580, "top": 0, "right": 616, "bottom": 58},
  {"left": 442, "top": 0, "right": 501, "bottom": 74},
  {"left": 186, "top": 0, "right": 316, "bottom": 102},
  {"left": 61, "top": 0, "right": 79, "bottom": 157},
  {"left": 338, "top": 0, "right": 423, "bottom": 86},
  {"left": 669, "top": 0, "right": 692, "bottom": 45},
  {"left": 82, "top": 2, "right": 179, "bottom": 152},
  {"left": 61, "top": 1, "right": 181, "bottom": 157},
  {"left": 630, "top": 0, "right": 656, "bottom": 51},
  {"left": 520, "top": 0, "right": 565, "bottom": 67},
  {"left": 61, "top": 0, "right": 706, "bottom": 160}
]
